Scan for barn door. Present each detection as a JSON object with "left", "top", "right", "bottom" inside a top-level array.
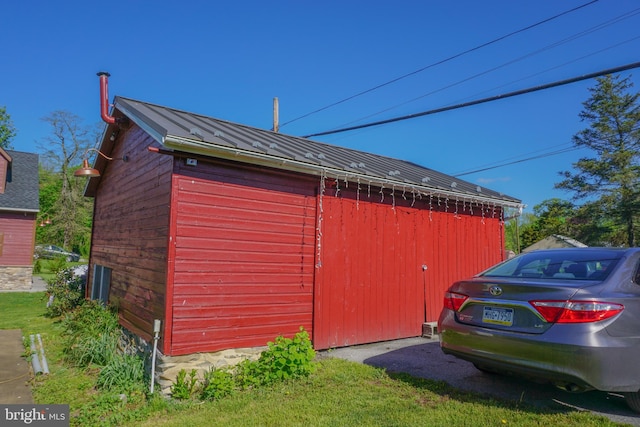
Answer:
[{"left": 313, "top": 190, "right": 424, "bottom": 349}]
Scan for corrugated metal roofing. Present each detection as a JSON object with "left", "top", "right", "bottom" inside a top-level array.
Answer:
[
  {"left": 113, "top": 96, "right": 522, "bottom": 207},
  {"left": 0, "top": 150, "right": 39, "bottom": 212}
]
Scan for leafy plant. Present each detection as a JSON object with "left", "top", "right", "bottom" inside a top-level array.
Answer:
[
  {"left": 236, "top": 327, "right": 316, "bottom": 388},
  {"left": 33, "top": 259, "right": 42, "bottom": 274},
  {"left": 97, "top": 353, "right": 146, "bottom": 393},
  {"left": 171, "top": 369, "right": 199, "bottom": 400},
  {"left": 62, "top": 301, "right": 120, "bottom": 367},
  {"left": 200, "top": 367, "right": 235, "bottom": 401},
  {"left": 44, "top": 266, "right": 86, "bottom": 317}
]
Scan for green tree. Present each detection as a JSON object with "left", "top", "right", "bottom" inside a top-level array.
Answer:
[
  {"left": 515, "top": 199, "right": 577, "bottom": 250},
  {"left": 37, "top": 111, "right": 98, "bottom": 254},
  {"left": 0, "top": 106, "right": 17, "bottom": 149},
  {"left": 556, "top": 74, "right": 640, "bottom": 247}
]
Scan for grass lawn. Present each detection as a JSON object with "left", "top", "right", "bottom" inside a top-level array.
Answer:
[{"left": 0, "top": 292, "right": 626, "bottom": 427}]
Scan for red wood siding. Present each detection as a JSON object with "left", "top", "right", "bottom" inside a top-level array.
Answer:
[
  {"left": 0, "top": 213, "right": 36, "bottom": 265},
  {"left": 169, "top": 160, "right": 317, "bottom": 355},
  {"left": 88, "top": 125, "right": 172, "bottom": 346},
  {"left": 314, "top": 186, "right": 504, "bottom": 350}
]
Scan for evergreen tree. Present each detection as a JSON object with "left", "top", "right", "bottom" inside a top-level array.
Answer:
[{"left": 556, "top": 74, "right": 640, "bottom": 246}]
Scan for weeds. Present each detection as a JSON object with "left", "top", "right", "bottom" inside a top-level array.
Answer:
[{"left": 170, "top": 369, "right": 198, "bottom": 400}]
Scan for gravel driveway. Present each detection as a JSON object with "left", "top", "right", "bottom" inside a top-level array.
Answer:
[{"left": 320, "top": 336, "right": 640, "bottom": 426}]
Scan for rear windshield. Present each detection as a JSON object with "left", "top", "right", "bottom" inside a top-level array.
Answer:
[{"left": 481, "top": 249, "right": 624, "bottom": 280}]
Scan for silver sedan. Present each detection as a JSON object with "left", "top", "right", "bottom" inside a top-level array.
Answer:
[{"left": 438, "top": 247, "right": 640, "bottom": 413}]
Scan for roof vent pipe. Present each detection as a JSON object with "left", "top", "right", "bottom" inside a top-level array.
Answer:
[
  {"left": 97, "top": 71, "right": 116, "bottom": 124},
  {"left": 273, "top": 97, "right": 279, "bottom": 133}
]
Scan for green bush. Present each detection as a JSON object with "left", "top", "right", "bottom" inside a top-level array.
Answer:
[
  {"left": 44, "top": 266, "right": 86, "bottom": 317},
  {"left": 171, "top": 369, "right": 198, "bottom": 400},
  {"left": 200, "top": 367, "right": 235, "bottom": 401},
  {"left": 234, "top": 327, "right": 315, "bottom": 389}
]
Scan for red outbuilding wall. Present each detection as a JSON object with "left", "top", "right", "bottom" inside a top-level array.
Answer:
[
  {"left": 314, "top": 185, "right": 504, "bottom": 349},
  {"left": 168, "top": 159, "right": 318, "bottom": 355}
]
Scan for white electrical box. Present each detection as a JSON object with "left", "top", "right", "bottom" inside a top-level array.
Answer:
[{"left": 186, "top": 158, "right": 197, "bottom": 166}]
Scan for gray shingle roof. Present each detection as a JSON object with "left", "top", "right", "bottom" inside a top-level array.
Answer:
[
  {"left": 0, "top": 150, "right": 39, "bottom": 212},
  {"left": 112, "top": 96, "right": 521, "bottom": 208}
]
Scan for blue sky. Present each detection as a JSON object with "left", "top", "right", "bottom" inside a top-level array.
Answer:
[{"left": 2, "top": 0, "right": 639, "bottom": 212}]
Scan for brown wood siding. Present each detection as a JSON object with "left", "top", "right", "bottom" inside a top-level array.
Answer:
[
  {"left": 170, "top": 159, "right": 317, "bottom": 355},
  {"left": 88, "top": 125, "right": 172, "bottom": 345},
  {"left": 0, "top": 156, "right": 7, "bottom": 194},
  {"left": 314, "top": 186, "right": 504, "bottom": 350},
  {"left": 0, "top": 212, "right": 36, "bottom": 264}
]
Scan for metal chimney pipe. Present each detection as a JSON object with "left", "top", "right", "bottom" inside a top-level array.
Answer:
[
  {"left": 97, "top": 71, "right": 116, "bottom": 124},
  {"left": 273, "top": 97, "right": 279, "bottom": 133}
]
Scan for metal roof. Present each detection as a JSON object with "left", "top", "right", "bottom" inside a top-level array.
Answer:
[
  {"left": 0, "top": 150, "right": 39, "bottom": 212},
  {"left": 112, "top": 96, "right": 522, "bottom": 208}
]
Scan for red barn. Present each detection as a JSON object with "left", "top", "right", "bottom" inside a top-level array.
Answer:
[
  {"left": 0, "top": 149, "right": 39, "bottom": 291},
  {"left": 82, "top": 93, "right": 522, "bottom": 357}
]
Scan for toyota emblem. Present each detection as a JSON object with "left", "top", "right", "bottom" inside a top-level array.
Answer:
[{"left": 489, "top": 286, "right": 503, "bottom": 296}]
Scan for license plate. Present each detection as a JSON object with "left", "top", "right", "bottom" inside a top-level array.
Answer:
[{"left": 482, "top": 306, "right": 513, "bottom": 326}]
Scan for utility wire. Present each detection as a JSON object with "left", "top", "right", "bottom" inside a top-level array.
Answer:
[
  {"left": 453, "top": 147, "right": 579, "bottom": 177},
  {"left": 332, "top": 9, "right": 640, "bottom": 131},
  {"left": 280, "top": 0, "right": 600, "bottom": 129},
  {"left": 451, "top": 124, "right": 640, "bottom": 176},
  {"left": 302, "top": 61, "right": 640, "bottom": 138}
]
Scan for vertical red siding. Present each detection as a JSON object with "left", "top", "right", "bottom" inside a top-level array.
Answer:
[
  {"left": 314, "top": 186, "right": 504, "bottom": 350},
  {"left": 170, "top": 160, "right": 317, "bottom": 355}
]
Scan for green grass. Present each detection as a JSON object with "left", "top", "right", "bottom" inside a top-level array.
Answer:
[{"left": 0, "top": 293, "right": 627, "bottom": 426}]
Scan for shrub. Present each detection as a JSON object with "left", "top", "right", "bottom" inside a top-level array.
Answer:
[
  {"left": 236, "top": 327, "right": 316, "bottom": 388},
  {"left": 200, "top": 367, "right": 235, "bottom": 401},
  {"left": 44, "top": 266, "right": 87, "bottom": 317}
]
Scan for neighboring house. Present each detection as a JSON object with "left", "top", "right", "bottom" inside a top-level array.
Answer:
[
  {"left": 82, "top": 94, "right": 522, "bottom": 363},
  {"left": 0, "top": 149, "right": 39, "bottom": 290},
  {"left": 522, "top": 234, "right": 588, "bottom": 253}
]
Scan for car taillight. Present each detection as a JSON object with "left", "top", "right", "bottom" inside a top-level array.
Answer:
[
  {"left": 530, "top": 300, "right": 624, "bottom": 323},
  {"left": 443, "top": 292, "right": 469, "bottom": 312}
]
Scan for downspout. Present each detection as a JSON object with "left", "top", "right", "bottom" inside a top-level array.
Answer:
[{"left": 97, "top": 71, "right": 116, "bottom": 124}]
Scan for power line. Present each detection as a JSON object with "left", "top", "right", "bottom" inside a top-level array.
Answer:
[
  {"left": 302, "top": 61, "right": 640, "bottom": 138},
  {"left": 453, "top": 147, "right": 579, "bottom": 177},
  {"left": 280, "top": 0, "right": 600, "bottom": 129},
  {"left": 451, "top": 124, "right": 640, "bottom": 177},
  {"left": 331, "top": 9, "right": 640, "bottom": 131}
]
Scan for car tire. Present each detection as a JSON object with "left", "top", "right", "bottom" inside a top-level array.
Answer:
[{"left": 624, "top": 392, "right": 640, "bottom": 413}]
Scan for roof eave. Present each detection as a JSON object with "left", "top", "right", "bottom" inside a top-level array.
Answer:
[{"left": 163, "top": 135, "right": 523, "bottom": 210}]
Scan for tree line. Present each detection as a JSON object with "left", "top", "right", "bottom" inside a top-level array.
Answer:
[{"left": 1, "top": 74, "right": 639, "bottom": 256}]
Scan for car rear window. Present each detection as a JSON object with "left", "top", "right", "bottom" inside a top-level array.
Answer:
[{"left": 481, "top": 249, "right": 624, "bottom": 280}]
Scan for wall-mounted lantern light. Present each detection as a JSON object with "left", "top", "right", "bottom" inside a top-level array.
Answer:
[{"left": 74, "top": 148, "right": 128, "bottom": 178}]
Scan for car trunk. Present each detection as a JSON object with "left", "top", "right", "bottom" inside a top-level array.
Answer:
[{"left": 451, "top": 278, "right": 594, "bottom": 334}]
